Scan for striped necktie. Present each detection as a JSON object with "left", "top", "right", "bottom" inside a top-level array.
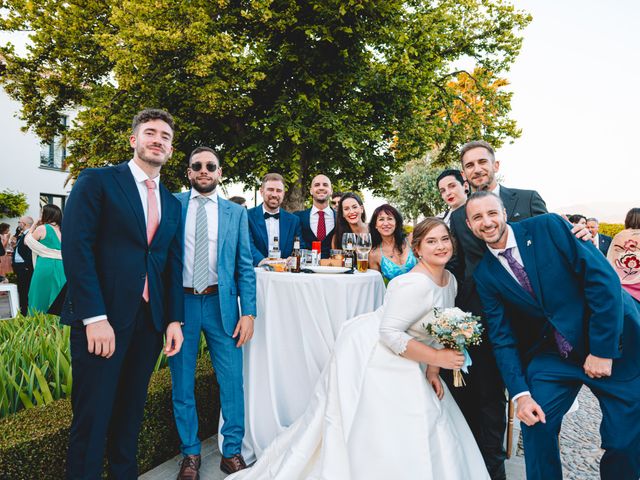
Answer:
[{"left": 193, "top": 196, "right": 210, "bottom": 293}]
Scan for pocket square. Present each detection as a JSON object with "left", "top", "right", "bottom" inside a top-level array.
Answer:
[{"left": 513, "top": 212, "right": 521, "bottom": 218}]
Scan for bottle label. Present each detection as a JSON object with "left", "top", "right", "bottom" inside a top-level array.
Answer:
[{"left": 344, "top": 256, "right": 353, "bottom": 268}]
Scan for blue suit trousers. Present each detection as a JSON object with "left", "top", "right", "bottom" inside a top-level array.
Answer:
[
  {"left": 169, "top": 293, "right": 244, "bottom": 457},
  {"left": 522, "top": 352, "right": 640, "bottom": 480}
]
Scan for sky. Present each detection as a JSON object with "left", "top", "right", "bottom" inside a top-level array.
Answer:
[{"left": 495, "top": 0, "right": 639, "bottom": 219}]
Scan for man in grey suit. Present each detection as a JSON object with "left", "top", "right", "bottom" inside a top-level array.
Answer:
[
  {"left": 447, "top": 140, "right": 548, "bottom": 479},
  {"left": 170, "top": 146, "right": 256, "bottom": 478}
]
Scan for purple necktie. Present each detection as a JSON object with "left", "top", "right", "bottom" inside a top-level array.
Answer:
[{"left": 499, "top": 248, "right": 573, "bottom": 358}]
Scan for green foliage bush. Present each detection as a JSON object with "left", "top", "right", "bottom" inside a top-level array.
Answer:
[
  {"left": 0, "top": 357, "right": 219, "bottom": 479},
  {"left": 599, "top": 223, "right": 625, "bottom": 238},
  {"left": 0, "top": 313, "right": 207, "bottom": 418},
  {"left": 0, "top": 189, "right": 29, "bottom": 218}
]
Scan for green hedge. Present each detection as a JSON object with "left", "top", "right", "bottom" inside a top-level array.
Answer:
[
  {"left": 0, "top": 357, "right": 220, "bottom": 479},
  {"left": 600, "top": 223, "right": 625, "bottom": 238}
]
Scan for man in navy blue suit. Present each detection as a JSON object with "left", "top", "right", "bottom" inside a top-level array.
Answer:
[
  {"left": 468, "top": 191, "right": 640, "bottom": 480},
  {"left": 294, "top": 174, "right": 336, "bottom": 258},
  {"left": 247, "top": 173, "right": 302, "bottom": 265},
  {"left": 61, "top": 109, "right": 184, "bottom": 479}
]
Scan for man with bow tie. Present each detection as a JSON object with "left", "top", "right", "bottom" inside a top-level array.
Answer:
[{"left": 247, "top": 173, "right": 302, "bottom": 266}]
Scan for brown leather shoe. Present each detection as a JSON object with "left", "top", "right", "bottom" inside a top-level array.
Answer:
[
  {"left": 220, "top": 454, "right": 247, "bottom": 474},
  {"left": 177, "top": 454, "right": 201, "bottom": 480}
]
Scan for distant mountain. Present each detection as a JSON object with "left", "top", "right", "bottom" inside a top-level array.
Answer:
[{"left": 551, "top": 201, "right": 637, "bottom": 224}]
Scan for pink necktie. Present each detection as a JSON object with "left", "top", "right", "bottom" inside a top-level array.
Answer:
[
  {"left": 143, "top": 179, "right": 160, "bottom": 302},
  {"left": 317, "top": 210, "right": 326, "bottom": 241}
]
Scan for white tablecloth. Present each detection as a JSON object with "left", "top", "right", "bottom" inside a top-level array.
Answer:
[{"left": 219, "top": 268, "right": 386, "bottom": 462}]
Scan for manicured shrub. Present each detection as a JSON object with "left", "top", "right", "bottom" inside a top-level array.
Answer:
[
  {"left": 0, "top": 357, "right": 220, "bottom": 479},
  {"left": 599, "top": 223, "right": 625, "bottom": 238}
]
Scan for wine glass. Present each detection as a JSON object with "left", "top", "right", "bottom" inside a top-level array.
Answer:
[
  {"left": 356, "top": 232, "right": 372, "bottom": 254},
  {"left": 342, "top": 233, "right": 356, "bottom": 251}
]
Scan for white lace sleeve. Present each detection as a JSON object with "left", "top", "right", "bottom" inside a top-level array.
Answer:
[{"left": 379, "top": 275, "right": 433, "bottom": 355}]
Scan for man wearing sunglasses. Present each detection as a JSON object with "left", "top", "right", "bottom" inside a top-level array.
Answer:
[{"left": 171, "top": 146, "right": 256, "bottom": 477}]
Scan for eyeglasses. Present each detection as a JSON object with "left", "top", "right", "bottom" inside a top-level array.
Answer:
[{"left": 190, "top": 162, "right": 219, "bottom": 172}]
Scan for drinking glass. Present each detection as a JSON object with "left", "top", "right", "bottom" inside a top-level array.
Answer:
[
  {"left": 356, "top": 232, "right": 372, "bottom": 254},
  {"left": 342, "top": 233, "right": 356, "bottom": 251}
]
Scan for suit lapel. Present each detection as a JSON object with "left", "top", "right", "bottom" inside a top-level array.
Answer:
[
  {"left": 511, "top": 222, "right": 544, "bottom": 303},
  {"left": 485, "top": 252, "right": 535, "bottom": 305},
  {"left": 113, "top": 163, "right": 147, "bottom": 241},
  {"left": 500, "top": 186, "right": 518, "bottom": 221},
  {"left": 218, "top": 199, "right": 231, "bottom": 256},
  {"left": 256, "top": 204, "right": 269, "bottom": 248}
]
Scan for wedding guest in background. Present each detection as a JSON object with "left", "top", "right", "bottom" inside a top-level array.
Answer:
[
  {"left": 247, "top": 173, "right": 302, "bottom": 265},
  {"left": 606, "top": 207, "right": 640, "bottom": 306},
  {"left": 295, "top": 174, "right": 335, "bottom": 258},
  {"left": 436, "top": 169, "right": 468, "bottom": 226},
  {"left": 568, "top": 214, "right": 586, "bottom": 227},
  {"left": 0, "top": 223, "right": 11, "bottom": 277},
  {"left": 368, "top": 204, "right": 416, "bottom": 283},
  {"left": 229, "top": 196, "right": 247, "bottom": 207},
  {"left": 11, "top": 216, "right": 34, "bottom": 315},
  {"left": 586, "top": 217, "right": 612, "bottom": 255},
  {"left": 331, "top": 192, "right": 368, "bottom": 249},
  {"left": 331, "top": 191, "right": 342, "bottom": 210},
  {"left": 624, "top": 207, "right": 640, "bottom": 229},
  {"left": 26, "top": 204, "right": 66, "bottom": 314}
]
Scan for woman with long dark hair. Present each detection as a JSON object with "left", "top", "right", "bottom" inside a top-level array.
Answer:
[
  {"left": 331, "top": 192, "right": 368, "bottom": 249},
  {"left": 26, "top": 204, "right": 66, "bottom": 313},
  {"left": 368, "top": 204, "right": 417, "bottom": 283}
]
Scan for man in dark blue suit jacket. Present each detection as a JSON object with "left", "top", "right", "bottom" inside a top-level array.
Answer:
[
  {"left": 294, "top": 174, "right": 336, "bottom": 259},
  {"left": 247, "top": 173, "right": 302, "bottom": 265},
  {"left": 61, "top": 109, "right": 184, "bottom": 479},
  {"left": 587, "top": 217, "right": 612, "bottom": 255},
  {"left": 468, "top": 192, "right": 640, "bottom": 480}
]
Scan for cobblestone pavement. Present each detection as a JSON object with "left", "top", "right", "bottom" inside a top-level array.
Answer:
[{"left": 517, "top": 386, "right": 602, "bottom": 479}]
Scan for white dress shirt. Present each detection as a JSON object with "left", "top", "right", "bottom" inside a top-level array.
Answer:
[
  {"left": 183, "top": 190, "right": 219, "bottom": 287},
  {"left": 262, "top": 206, "right": 280, "bottom": 253},
  {"left": 310, "top": 205, "right": 335, "bottom": 237},
  {"left": 486, "top": 225, "right": 531, "bottom": 402},
  {"left": 83, "top": 160, "right": 162, "bottom": 326}
]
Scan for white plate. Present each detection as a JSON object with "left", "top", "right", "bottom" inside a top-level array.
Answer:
[{"left": 304, "top": 266, "right": 350, "bottom": 274}]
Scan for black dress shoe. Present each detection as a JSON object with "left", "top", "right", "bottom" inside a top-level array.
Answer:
[
  {"left": 220, "top": 454, "right": 247, "bottom": 474},
  {"left": 177, "top": 454, "right": 201, "bottom": 480}
]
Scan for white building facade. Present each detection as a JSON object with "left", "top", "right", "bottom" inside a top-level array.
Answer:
[{"left": 0, "top": 90, "right": 73, "bottom": 227}]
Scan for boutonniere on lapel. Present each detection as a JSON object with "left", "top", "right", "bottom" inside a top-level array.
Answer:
[{"left": 527, "top": 240, "right": 532, "bottom": 247}]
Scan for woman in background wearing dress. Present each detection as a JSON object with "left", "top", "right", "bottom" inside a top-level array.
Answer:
[
  {"left": 331, "top": 192, "right": 368, "bottom": 249},
  {"left": 26, "top": 204, "right": 66, "bottom": 313},
  {"left": 368, "top": 204, "right": 417, "bottom": 283},
  {"left": 0, "top": 223, "right": 12, "bottom": 279}
]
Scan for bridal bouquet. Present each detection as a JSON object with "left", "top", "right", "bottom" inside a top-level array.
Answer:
[{"left": 423, "top": 307, "right": 483, "bottom": 387}]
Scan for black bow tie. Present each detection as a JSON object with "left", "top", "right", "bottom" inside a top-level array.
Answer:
[{"left": 264, "top": 212, "right": 280, "bottom": 220}]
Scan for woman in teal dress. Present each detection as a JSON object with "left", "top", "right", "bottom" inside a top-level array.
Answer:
[
  {"left": 368, "top": 204, "right": 417, "bottom": 284},
  {"left": 27, "top": 204, "right": 66, "bottom": 314}
]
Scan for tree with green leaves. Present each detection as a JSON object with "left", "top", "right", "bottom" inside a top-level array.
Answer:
[
  {"left": 0, "top": 189, "right": 29, "bottom": 218},
  {"left": 387, "top": 153, "right": 449, "bottom": 224},
  {"left": 0, "top": 0, "right": 530, "bottom": 209}
]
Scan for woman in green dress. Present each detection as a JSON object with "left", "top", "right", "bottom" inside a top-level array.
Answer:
[{"left": 27, "top": 204, "right": 66, "bottom": 314}]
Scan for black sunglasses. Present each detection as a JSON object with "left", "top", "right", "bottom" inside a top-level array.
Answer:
[{"left": 190, "top": 162, "right": 219, "bottom": 172}]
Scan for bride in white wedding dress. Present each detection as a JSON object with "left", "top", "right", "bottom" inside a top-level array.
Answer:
[{"left": 229, "top": 218, "right": 490, "bottom": 479}]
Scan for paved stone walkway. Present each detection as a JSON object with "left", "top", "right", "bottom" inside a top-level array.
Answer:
[{"left": 141, "top": 387, "right": 602, "bottom": 479}]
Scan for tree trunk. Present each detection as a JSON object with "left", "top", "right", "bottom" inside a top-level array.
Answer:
[{"left": 282, "top": 181, "right": 306, "bottom": 212}]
